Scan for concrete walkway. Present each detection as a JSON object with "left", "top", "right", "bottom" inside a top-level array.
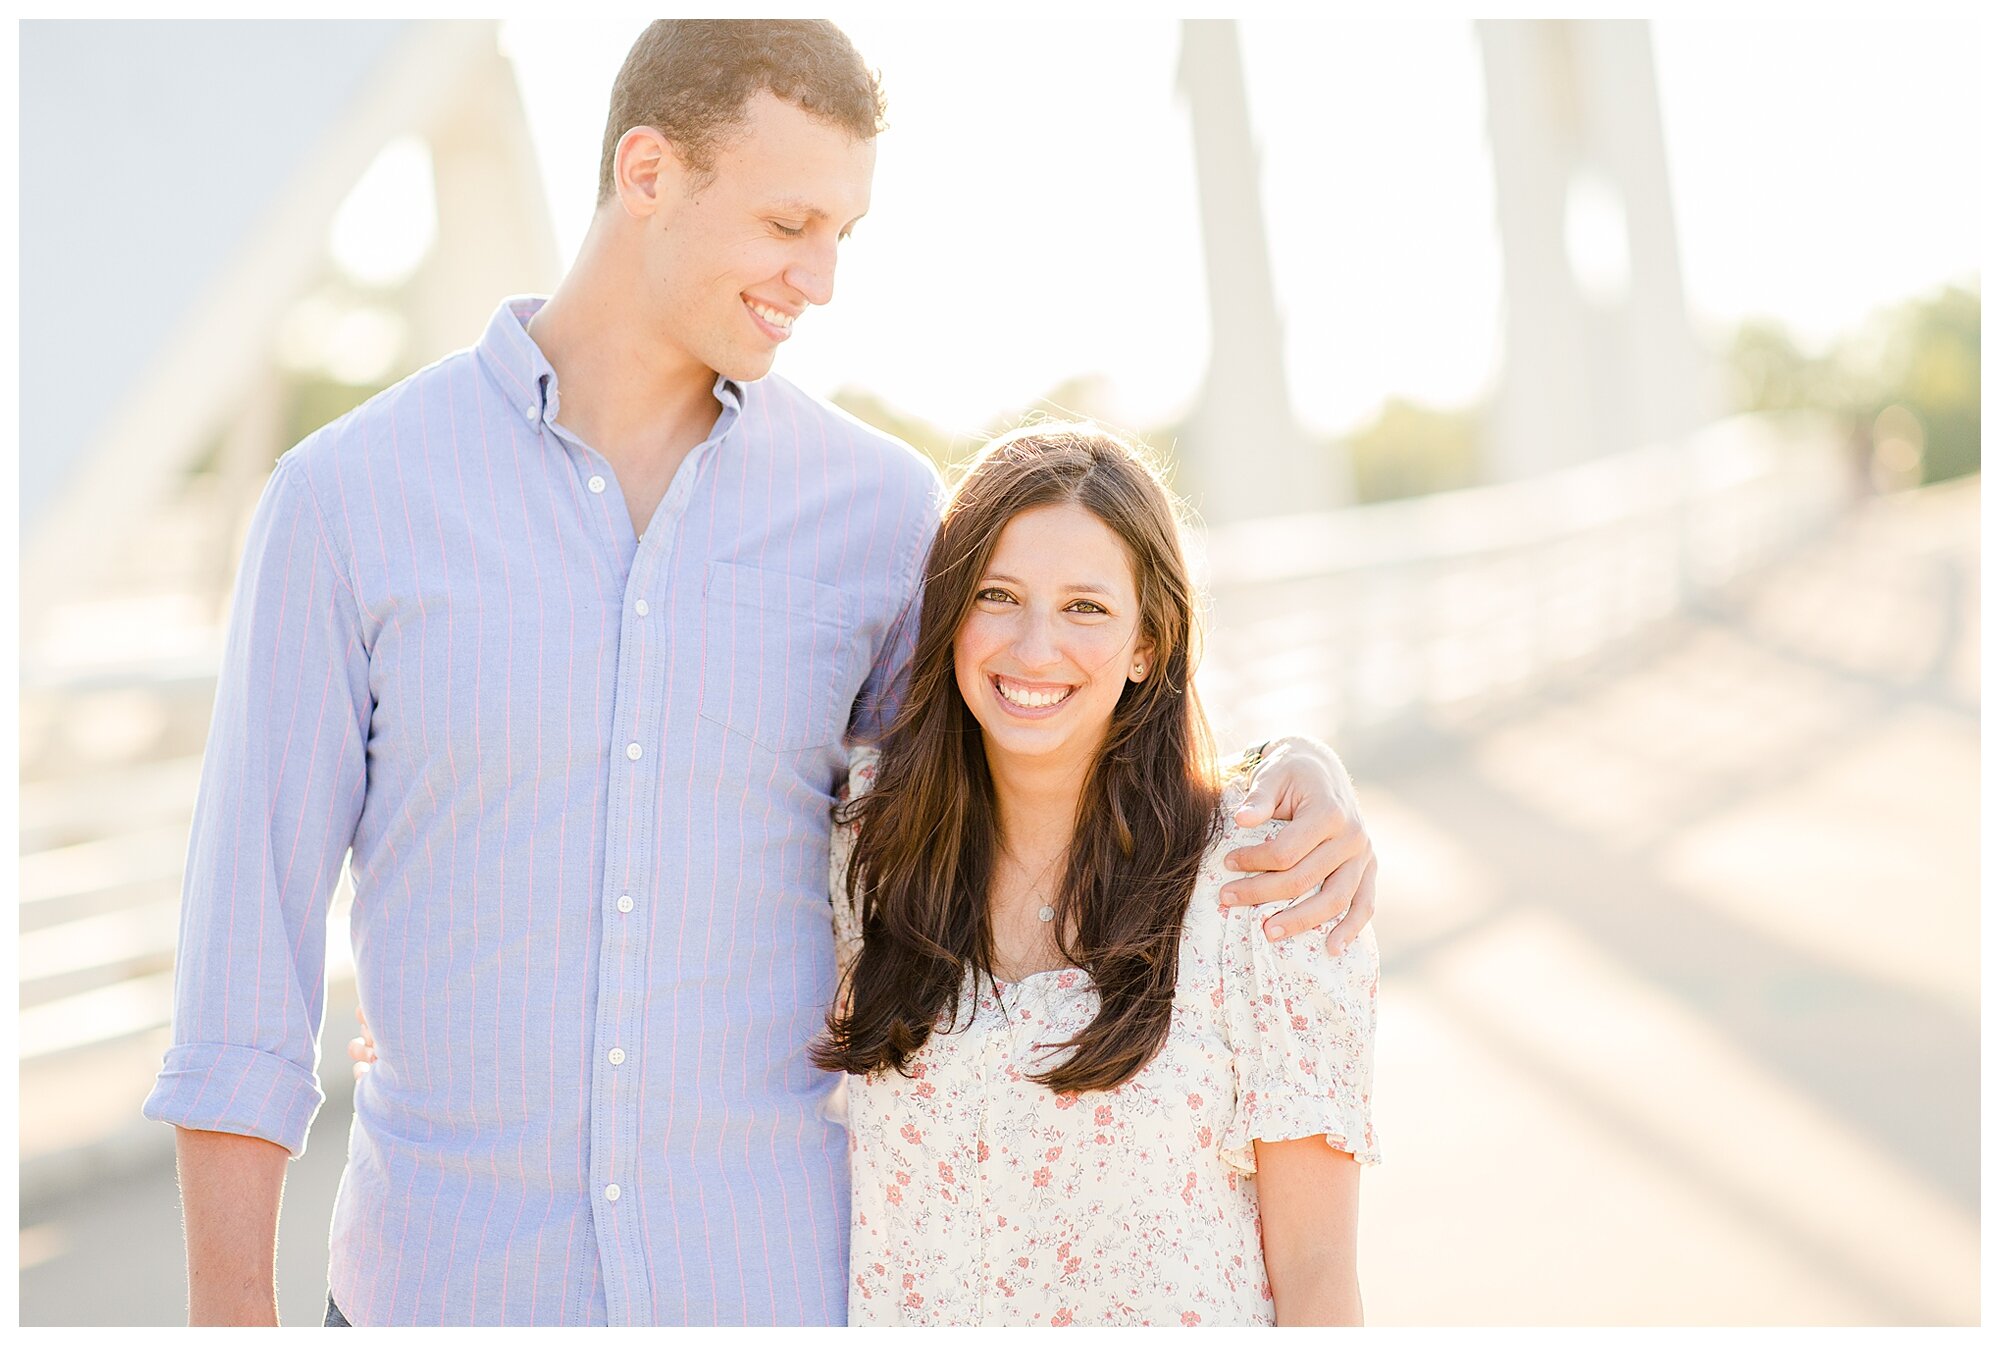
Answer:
[{"left": 1350, "top": 476, "right": 1978, "bottom": 1324}]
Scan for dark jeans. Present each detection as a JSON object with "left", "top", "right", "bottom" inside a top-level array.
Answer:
[{"left": 324, "top": 1293, "right": 351, "bottom": 1327}]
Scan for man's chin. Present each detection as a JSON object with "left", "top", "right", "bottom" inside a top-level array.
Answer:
[{"left": 710, "top": 346, "right": 780, "bottom": 385}]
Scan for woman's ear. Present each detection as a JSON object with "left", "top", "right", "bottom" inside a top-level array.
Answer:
[{"left": 1128, "top": 634, "right": 1156, "bottom": 682}]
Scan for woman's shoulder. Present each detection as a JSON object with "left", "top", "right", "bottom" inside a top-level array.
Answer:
[
  {"left": 1176, "top": 781, "right": 1283, "bottom": 955},
  {"left": 1194, "top": 778, "right": 1286, "bottom": 881}
]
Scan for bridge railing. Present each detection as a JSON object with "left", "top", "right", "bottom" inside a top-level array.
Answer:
[{"left": 1192, "top": 414, "right": 1854, "bottom": 752}]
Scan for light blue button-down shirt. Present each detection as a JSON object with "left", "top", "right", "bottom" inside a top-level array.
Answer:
[{"left": 142, "top": 297, "right": 944, "bottom": 1325}]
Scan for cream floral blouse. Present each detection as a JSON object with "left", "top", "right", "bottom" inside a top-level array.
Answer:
[{"left": 831, "top": 748, "right": 1380, "bottom": 1327}]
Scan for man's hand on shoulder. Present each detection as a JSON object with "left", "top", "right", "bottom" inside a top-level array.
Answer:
[{"left": 1222, "top": 736, "right": 1377, "bottom": 955}]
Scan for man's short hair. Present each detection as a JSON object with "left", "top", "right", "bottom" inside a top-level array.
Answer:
[{"left": 596, "top": 19, "right": 887, "bottom": 205}]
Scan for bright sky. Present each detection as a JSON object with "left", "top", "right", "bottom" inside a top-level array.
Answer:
[{"left": 495, "top": 14, "right": 1980, "bottom": 439}]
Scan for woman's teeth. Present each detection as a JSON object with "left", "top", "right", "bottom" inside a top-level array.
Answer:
[{"left": 997, "top": 679, "right": 1074, "bottom": 709}]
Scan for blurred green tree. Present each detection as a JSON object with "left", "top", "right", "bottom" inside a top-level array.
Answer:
[
  {"left": 1725, "top": 283, "right": 1979, "bottom": 484},
  {"left": 1335, "top": 398, "right": 1484, "bottom": 503}
]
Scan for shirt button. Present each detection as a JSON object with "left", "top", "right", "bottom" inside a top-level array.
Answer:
[
  {"left": 604, "top": 1184, "right": 621, "bottom": 1203},
  {"left": 525, "top": 406, "right": 539, "bottom": 424},
  {"left": 608, "top": 1048, "right": 626, "bottom": 1065},
  {"left": 626, "top": 743, "right": 642, "bottom": 761},
  {"left": 587, "top": 475, "right": 606, "bottom": 494},
  {"left": 617, "top": 894, "right": 634, "bottom": 913},
  {"left": 634, "top": 599, "right": 650, "bottom": 617}
]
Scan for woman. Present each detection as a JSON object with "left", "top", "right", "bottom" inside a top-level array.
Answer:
[
  {"left": 813, "top": 421, "right": 1378, "bottom": 1326},
  {"left": 351, "top": 421, "right": 1380, "bottom": 1325}
]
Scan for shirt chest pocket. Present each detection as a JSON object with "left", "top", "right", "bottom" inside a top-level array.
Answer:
[{"left": 698, "top": 560, "right": 858, "bottom": 751}]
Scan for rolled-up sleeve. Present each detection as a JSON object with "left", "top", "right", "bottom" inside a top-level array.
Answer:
[{"left": 141, "top": 451, "right": 371, "bottom": 1157}]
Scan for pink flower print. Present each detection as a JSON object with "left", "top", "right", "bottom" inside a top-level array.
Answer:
[
  {"left": 1182, "top": 1311, "right": 1202, "bottom": 1326},
  {"left": 1291, "top": 1013, "right": 1311, "bottom": 1032},
  {"left": 905, "top": 1292, "right": 924, "bottom": 1310},
  {"left": 1032, "top": 1167, "right": 1052, "bottom": 1188},
  {"left": 900, "top": 1122, "right": 923, "bottom": 1145},
  {"left": 1095, "top": 1133, "right": 1112, "bottom": 1145},
  {"left": 1051, "top": 1308, "right": 1074, "bottom": 1327},
  {"left": 938, "top": 1161, "right": 955, "bottom": 1183},
  {"left": 1197, "top": 1125, "right": 1212, "bottom": 1147},
  {"left": 1094, "top": 1104, "right": 1113, "bottom": 1126},
  {"left": 1181, "top": 1171, "right": 1197, "bottom": 1205},
  {"left": 1044, "top": 1144, "right": 1064, "bottom": 1162},
  {"left": 895, "top": 1170, "right": 911, "bottom": 1185},
  {"left": 1054, "top": 1091, "right": 1079, "bottom": 1109},
  {"left": 1057, "top": 970, "right": 1079, "bottom": 990},
  {"left": 886, "top": 1184, "right": 903, "bottom": 1206},
  {"left": 1018, "top": 1256, "right": 1031, "bottom": 1268},
  {"left": 915, "top": 1081, "right": 935, "bottom": 1099},
  {"left": 902, "top": 1272, "right": 917, "bottom": 1290},
  {"left": 1186, "top": 1092, "right": 1204, "bottom": 1110},
  {"left": 978, "top": 1139, "right": 990, "bottom": 1163}
]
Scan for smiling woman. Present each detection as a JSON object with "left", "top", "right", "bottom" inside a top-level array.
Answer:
[{"left": 813, "top": 421, "right": 1379, "bottom": 1326}]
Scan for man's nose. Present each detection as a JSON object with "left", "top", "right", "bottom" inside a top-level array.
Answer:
[{"left": 785, "top": 236, "right": 838, "bottom": 307}]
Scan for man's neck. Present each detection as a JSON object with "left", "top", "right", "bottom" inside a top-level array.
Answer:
[{"left": 525, "top": 242, "right": 721, "bottom": 459}]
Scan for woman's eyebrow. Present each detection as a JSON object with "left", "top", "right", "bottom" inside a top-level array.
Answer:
[{"left": 983, "top": 573, "right": 1117, "bottom": 595}]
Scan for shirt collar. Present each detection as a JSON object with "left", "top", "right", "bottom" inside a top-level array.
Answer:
[{"left": 475, "top": 295, "right": 747, "bottom": 428}]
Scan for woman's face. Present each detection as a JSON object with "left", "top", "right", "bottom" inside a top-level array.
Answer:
[{"left": 952, "top": 502, "right": 1153, "bottom": 775}]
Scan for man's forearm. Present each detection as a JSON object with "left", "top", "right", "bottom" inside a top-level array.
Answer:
[{"left": 174, "top": 1126, "right": 289, "bottom": 1326}]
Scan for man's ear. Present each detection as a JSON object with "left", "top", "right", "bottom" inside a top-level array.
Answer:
[{"left": 612, "top": 125, "right": 682, "bottom": 220}]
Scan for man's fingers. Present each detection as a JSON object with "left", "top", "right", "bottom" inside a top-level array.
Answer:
[
  {"left": 1322, "top": 857, "right": 1378, "bottom": 955},
  {"left": 1222, "top": 827, "right": 1364, "bottom": 898},
  {"left": 1260, "top": 848, "right": 1365, "bottom": 942},
  {"left": 1225, "top": 827, "right": 1302, "bottom": 878},
  {"left": 1231, "top": 778, "right": 1278, "bottom": 829}
]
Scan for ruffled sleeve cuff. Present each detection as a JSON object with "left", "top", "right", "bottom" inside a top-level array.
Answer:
[{"left": 1215, "top": 833, "right": 1382, "bottom": 1173}]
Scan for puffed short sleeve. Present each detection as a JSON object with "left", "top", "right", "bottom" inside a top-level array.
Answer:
[{"left": 1215, "top": 819, "right": 1381, "bottom": 1173}]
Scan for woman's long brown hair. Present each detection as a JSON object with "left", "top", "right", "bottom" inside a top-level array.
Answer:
[{"left": 811, "top": 422, "right": 1220, "bottom": 1094}]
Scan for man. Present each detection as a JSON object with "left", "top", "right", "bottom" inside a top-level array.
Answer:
[{"left": 143, "top": 20, "right": 1378, "bottom": 1326}]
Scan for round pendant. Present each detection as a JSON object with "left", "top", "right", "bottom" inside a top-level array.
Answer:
[{"left": 1037, "top": 904, "right": 1055, "bottom": 923}]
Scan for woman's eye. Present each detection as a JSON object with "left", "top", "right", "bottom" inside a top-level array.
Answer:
[
  {"left": 975, "top": 588, "right": 1015, "bottom": 604},
  {"left": 1068, "top": 600, "right": 1108, "bottom": 615},
  {"left": 771, "top": 221, "right": 805, "bottom": 237}
]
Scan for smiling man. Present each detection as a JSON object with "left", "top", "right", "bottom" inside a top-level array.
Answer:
[{"left": 142, "top": 19, "right": 1378, "bottom": 1327}]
